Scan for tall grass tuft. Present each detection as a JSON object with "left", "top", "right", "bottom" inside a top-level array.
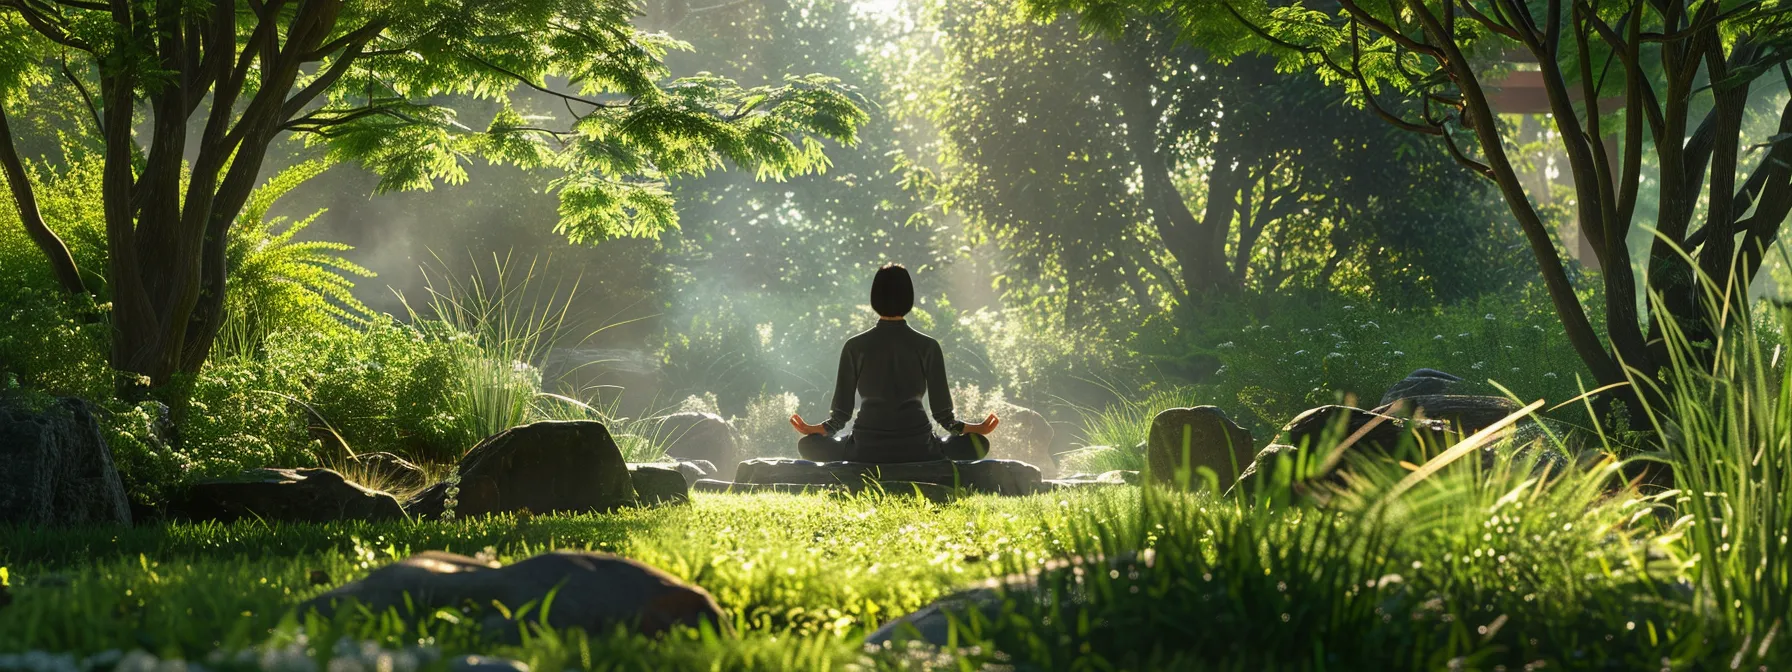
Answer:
[
  {"left": 401, "top": 254, "right": 576, "bottom": 452},
  {"left": 934, "top": 405, "right": 1677, "bottom": 668},
  {"left": 1635, "top": 267, "right": 1791, "bottom": 658},
  {"left": 1058, "top": 387, "right": 1211, "bottom": 474}
]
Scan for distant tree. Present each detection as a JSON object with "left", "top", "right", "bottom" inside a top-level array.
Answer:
[
  {"left": 893, "top": 0, "right": 1526, "bottom": 326},
  {"left": 0, "top": 0, "right": 867, "bottom": 392},
  {"left": 1026, "top": 0, "right": 1792, "bottom": 396},
  {"left": 642, "top": 0, "right": 963, "bottom": 409}
]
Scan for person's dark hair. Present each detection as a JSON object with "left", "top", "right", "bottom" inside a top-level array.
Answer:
[{"left": 870, "top": 263, "right": 914, "bottom": 317}]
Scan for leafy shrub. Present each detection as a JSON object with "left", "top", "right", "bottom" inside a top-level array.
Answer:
[
  {"left": 98, "top": 400, "right": 188, "bottom": 506},
  {"left": 657, "top": 313, "right": 784, "bottom": 418},
  {"left": 0, "top": 285, "right": 110, "bottom": 402},
  {"left": 1056, "top": 388, "right": 1211, "bottom": 474},
  {"left": 220, "top": 160, "right": 375, "bottom": 353},
  {"left": 176, "top": 319, "right": 467, "bottom": 477},
  {"left": 1147, "top": 292, "right": 1590, "bottom": 436}
]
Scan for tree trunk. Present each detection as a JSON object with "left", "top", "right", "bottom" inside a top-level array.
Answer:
[
  {"left": 1406, "top": 6, "right": 1625, "bottom": 393},
  {"left": 0, "top": 107, "right": 87, "bottom": 296}
]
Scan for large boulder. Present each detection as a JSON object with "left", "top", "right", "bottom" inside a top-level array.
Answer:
[
  {"left": 734, "top": 457, "right": 1041, "bottom": 496},
  {"left": 175, "top": 468, "right": 404, "bottom": 523},
  {"left": 656, "top": 413, "right": 741, "bottom": 481},
  {"left": 1371, "top": 395, "right": 1522, "bottom": 435},
  {"left": 983, "top": 406, "right": 1058, "bottom": 478},
  {"left": 1228, "top": 406, "right": 1452, "bottom": 498},
  {"left": 866, "top": 549, "right": 1156, "bottom": 649},
  {"left": 0, "top": 398, "right": 131, "bottom": 527},
  {"left": 672, "top": 459, "right": 717, "bottom": 485},
  {"left": 304, "top": 550, "right": 727, "bottom": 642},
  {"left": 628, "top": 464, "right": 689, "bottom": 506},
  {"left": 1145, "top": 407, "right": 1255, "bottom": 492},
  {"left": 408, "top": 421, "right": 634, "bottom": 519},
  {"left": 1378, "top": 368, "right": 1466, "bottom": 406}
]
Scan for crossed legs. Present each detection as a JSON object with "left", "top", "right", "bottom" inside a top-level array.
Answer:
[{"left": 797, "top": 433, "right": 990, "bottom": 463}]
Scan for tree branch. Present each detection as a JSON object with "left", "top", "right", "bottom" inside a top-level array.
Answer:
[
  {"left": 57, "top": 54, "right": 103, "bottom": 134},
  {"left": 280, "top": 22, "right": 387, "bottom": 121},
  {"left": 1337, "top": 0, "right": 1446, "bottom": 58},
  {"left": 1456, "top": 0, "right": 1521, "bottom": 39},
  {"left": 3, "top": 0, "right": 93, "bottom": 50},
  {"left": 458, "top": 50, "right": 626, "bottom": 110}
]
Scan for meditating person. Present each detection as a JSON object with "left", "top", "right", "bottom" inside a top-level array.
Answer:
[{"left": 789, "top": 263, "right": 999, "bottom": 463}]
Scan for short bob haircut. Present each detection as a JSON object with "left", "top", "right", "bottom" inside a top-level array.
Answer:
[{"left": 870, "top": 263, "right": 914, "bottom": 318}]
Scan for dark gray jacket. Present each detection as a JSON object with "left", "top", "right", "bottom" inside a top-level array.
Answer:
[{"left": 822, "top": 320, "right": 965, "bottom": 453}]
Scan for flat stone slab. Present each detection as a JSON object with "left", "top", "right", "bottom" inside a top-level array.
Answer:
[
  {"left": 1057, "top": 470, "right": 1140, "bottom": 485},
  {"left": 627, "top": 464, "right": 689, "bottom": 506},
  {"left": 177, "top": 468, "right": 403, "bottom": 524},
  {"left": 734, "top": 457, "right": 1042, "bottom": 496}
]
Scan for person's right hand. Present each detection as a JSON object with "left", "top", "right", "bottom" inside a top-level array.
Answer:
[
  {"left": 963, "top": 413, "right": 1000, "bottom": 436},
  {"left": 789, "top": 414, "right": 828, "bottom": 436}
]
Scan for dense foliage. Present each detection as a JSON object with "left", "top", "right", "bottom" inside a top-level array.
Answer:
[
  {"left": 0, "top": 0, "right": 869, "bottom": 388},
  {"left": 1023, "top": 0, "right": 1792, "bottom": 402}
]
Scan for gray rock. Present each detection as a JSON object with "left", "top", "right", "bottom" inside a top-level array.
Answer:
[
  {"left": 1099, "top": 469, "right": 1140, "bottom": 485},
  {"left": 734, "top": 457, "right": 1042, "bottom": 496},
  {"left": 176, "top": 468, "right": 403, "bottom": 523},
  {"left": 1145, "top": 407, "right": 1255, "bottom": 492},
  {"left": 1047, "top": 470, "right": 1139, "bottom": 490},
  {"left": 673, "top": 459, "right": 717, "bottom": 485},
  {"left": 0, "top": 398, "right": 131, "bottom": 527},
  {"left": 656, "top": 412, "right": 741, "bottom": 481},
  {"left": 407, "top": 420, "right": 634, "bottom": 519},
  {"left": 1371, "top": 395, "right": 1522, "bottom": 435},
  {"left": 1378, "top": 368, "right": 1465, "bottom": 406},
  {"left": 1278, "top": 405, "right": 1449, "bottom": 454},
  {"left": 1227, "top": 405, "right": 1463, "bottom": 499},
  {"left": 983, "top": 406, "right": 1058, "bottom": 478},
  {"left": 304, "top": 550, "right": 727, "bottom": 642},
  {"left": 628, "top": 464, "right": 689, "bottom": 506},
  {"left": 866, "top": 549, "right": 1156, "bottom": 649}
]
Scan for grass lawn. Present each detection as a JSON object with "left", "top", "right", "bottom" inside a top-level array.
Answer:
[
  {"left": 0, "top": 446, "right": 1780, "bottom": 671},
  {"left": 0, "top": 490, "right": 1129, "bottom": 670}
]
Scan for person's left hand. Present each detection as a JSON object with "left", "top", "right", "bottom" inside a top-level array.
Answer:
[
  {"left": 963, "top": 413, "right": 1000, "bottom": 436},
  {"left": 789, "top": 414, "right": 828, "bottom": 436}
]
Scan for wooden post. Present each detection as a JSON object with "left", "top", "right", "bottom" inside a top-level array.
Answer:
[{"left": 1484, "top": 69, "right": 1624, "bottom": 271}]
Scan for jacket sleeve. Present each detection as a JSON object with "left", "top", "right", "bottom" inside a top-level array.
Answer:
[
  {"left": 925, "top": 340, "right": 966, "bottom": 434},
  {"left": 822, "top": 341, "right": 856, "bottom": 435}
]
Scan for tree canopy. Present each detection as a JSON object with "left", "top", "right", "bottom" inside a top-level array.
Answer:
[
  {"left": 891, "top": 0, "right": 1530, "bottom": 334},
  {"left": 0, "top": 0, "right": 869, "bottom": 389},
  {"left": 1025, "top": 0, "right": 1792, "bottom": 396}
]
